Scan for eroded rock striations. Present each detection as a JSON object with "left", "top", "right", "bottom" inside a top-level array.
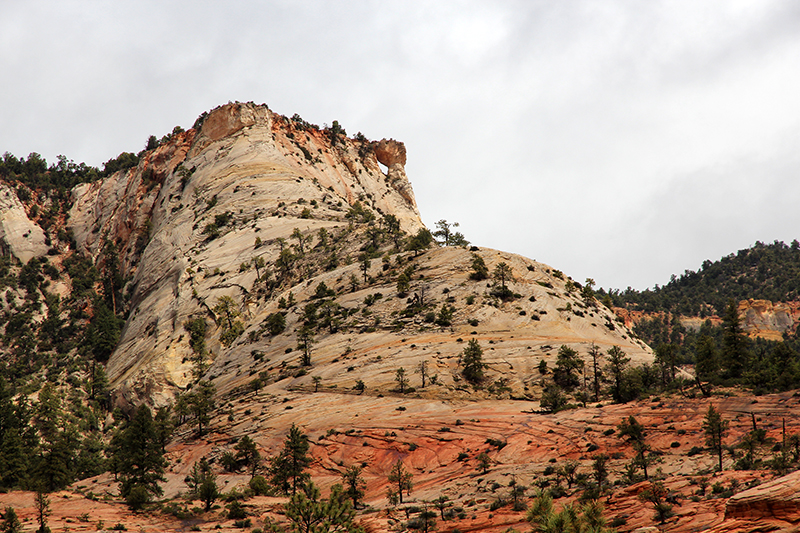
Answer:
[{"left": 68, "top": 103, "right": 424, "bottom": 405}]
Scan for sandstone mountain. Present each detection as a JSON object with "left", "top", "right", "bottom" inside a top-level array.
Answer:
[
  {"left": 7, "top": 102, "right": 800, "bottom": 533},
  {"left": 61, "top": 102, "right": 651, "bottom": 407}
]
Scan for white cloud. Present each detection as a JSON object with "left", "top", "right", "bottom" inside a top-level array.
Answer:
[{"left": 2, "top": 0, "right": 800, "bottom": 291}]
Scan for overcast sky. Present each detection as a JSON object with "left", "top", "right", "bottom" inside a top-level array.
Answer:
[{"left": 3, "top": 1, "right": 800, "bottom": 290}]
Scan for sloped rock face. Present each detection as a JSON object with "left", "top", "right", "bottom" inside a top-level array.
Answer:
[
  {"left": 615, "top": 299, "right": 800, "bottom": 342},
  {"left": 738, "top": 299, "right": 800, "bottom": 341},
  {"left": 725, "top": 469, "right": 800, "bottom": 524},
  {"left": 0, "top": 183, "right": 49, "bottom": 263},
  {"left": 68, "top": 102, "right": 426, "bottom": 405},
  {"left": 68, "top": 101, "right": 651, "bottom": 408}
]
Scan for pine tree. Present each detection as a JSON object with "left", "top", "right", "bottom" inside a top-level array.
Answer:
[
  {"left": 284, "top": 482, "right": 363, "bottom": 533},
  {"left": 703, "top": 404, "right": 729, "bottom": 471},
  {"left": 34, "top": 491, "right": 50, "bottom": 533},
  {"left": 553, "top": 345, "right": 583, "bottom": 390},
  {"left": 1, "top": 507, "right": 21, "bottom": 533},
  {"left": 606, "top": 346, "right": 630, "bottom": 403},
  {"left": 387, "top": 460, "right": 413, "bottom": 504},
  {"left": 115, "top": 406, "right": 167, "bottom": 509},
  {"left": 0, "top": 378, "right": 36, "bottom": 490},
  {"left": 491, "top": 262, "right": 514, "bottom": 299},
  {"left": 85, "top": 297, "right": 123, "bottom": 362},
  {"left": 588, "top": 343, "right": 602, "bottom": 401},
  {"left": 341, "top": 465, "right": 366, "bottom": 508},
  {"left": 406, "top": 229, "right": 433, "bottom": 257},
  {"left": 187, "top": 380, "right": 216, "bottom": 436},
  {"left": 32, "top": 384, "right": 79, "bottom": 491},
  {"left": 269, "top": 424, "right": 311, "bottom": 495},
  {"left": 396, "top": 271, "right": 410, "bottom": 296},
  {"left": 235, "top": 435, "right": 261, "bottom": 477},
  {"left": 721, "top": 300, "right": 749, "bottom": 379},
  {"left": 184, "top": 458, "right": 218, "bottom": 511},
  {"left": 395, "top": 367, "right": 408, "bottom": 393},
  {"left": 461, "top": 339, "right": 485, "bottom": 384},
  {"left": 297, "top": 326, "right": 314, "bottom": 367},
  {"left": 469, "top": 253, "right": 489, "bottom": 281},
  {"left": 694, "top": 334, "right": 718, "bottom": 396},
  {"left": 477, "top": 452, "right": 491, "bottom": 474}
]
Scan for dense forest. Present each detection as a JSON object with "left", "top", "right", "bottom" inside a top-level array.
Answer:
[
  {"left": 599, "top": 240, "right": 800, "bottom": 315},
  {"left": 588, "top": 240, "right": 800, "bottom": 397},
  {"left": 0, "top": 150, "right": 134, "bottom": 494}
]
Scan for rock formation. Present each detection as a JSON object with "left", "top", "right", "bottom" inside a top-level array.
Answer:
[
  {"left": 63, "top": 102, "right": 650, "bottom": 407},
  {"left": 0, "top": 183, "right": 49, "bottom": 263}
]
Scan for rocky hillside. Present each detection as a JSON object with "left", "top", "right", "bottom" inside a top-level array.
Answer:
[
  {"left": 21, "top": 101, "right": 791, "bottom": 533},
  {"left": 59, "top": 101, "right": 651, "bottom": 407},
  {"left": 2, "top": 391, "right": 799, "bottom": 532}
]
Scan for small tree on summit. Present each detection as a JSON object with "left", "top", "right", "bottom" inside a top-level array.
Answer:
[
  {"left": 406, "top": 229, "right": 433, "bottom": 257},
  {"left": 433, "top": 220, "right": 469, "bottom": 247}
]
